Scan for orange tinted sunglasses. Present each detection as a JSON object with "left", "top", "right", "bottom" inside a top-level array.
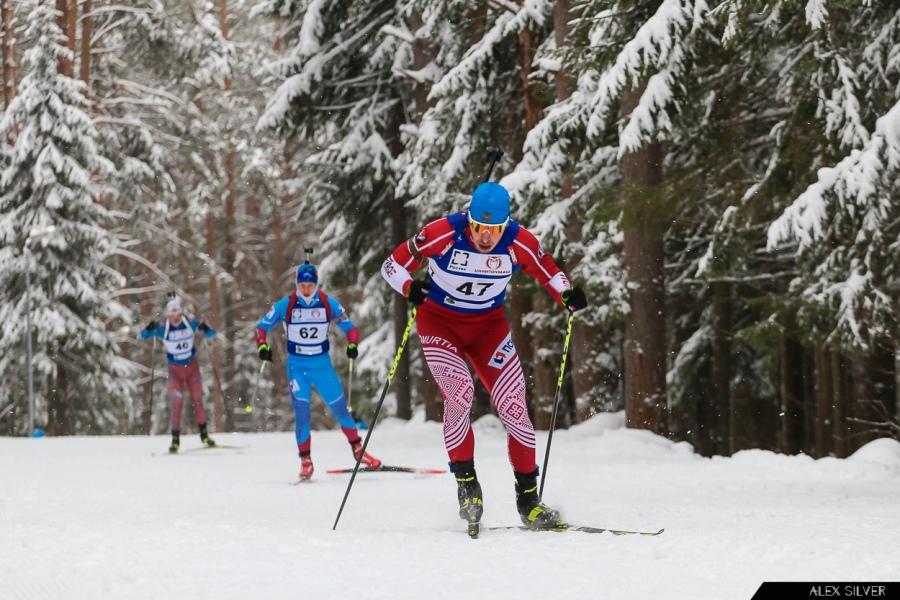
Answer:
[{"left": 469, "top": 219, "right": 507, "bottom": 236}]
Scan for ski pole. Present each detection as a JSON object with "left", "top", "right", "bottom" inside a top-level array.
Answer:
[
  {"left": 245, "top": 361, "right": 266, "bottom": 414},
  {"left": 539, "top": 311, "right": 575, "bottom": 498},
  {"left": 482, "top": 147, "right": 503, "bottom": 183},
  {"left": 147, "top": 335, "right": 157, "bottom": 434},
  {"left": 333, "top": 307, "right": 417, "bottom": 531}
]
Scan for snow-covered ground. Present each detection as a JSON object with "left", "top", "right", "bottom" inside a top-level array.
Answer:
[{"left": 2, "top": 412, "right": 899, "bottom": 600}]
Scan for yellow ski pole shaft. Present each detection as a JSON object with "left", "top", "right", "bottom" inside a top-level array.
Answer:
[{"left": 333, "top": 307, "right": 416, "bottom": 530}]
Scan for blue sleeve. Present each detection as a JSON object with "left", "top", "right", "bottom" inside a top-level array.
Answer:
[
  {"left": 190, "top": 319, "right": 216, "bottom": 338},
  {"left": 257, "top": 296, "right": 289, "bottom": 332},
  {"left": 327, "top": 295, "right": 356, "bottom": 335},
  {"left": 139, "top": 325, "right": 164, "bottom": 340}
]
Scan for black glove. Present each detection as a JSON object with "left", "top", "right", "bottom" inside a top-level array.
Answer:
[
  {"left": 145, "top": 320, "right": 159, "bottom": 331},
  {"left": 198, "top": 321, "right": 211, "bottom": 333},
  {"left": 347, "top": 343, "right": 359, "bottom": 359},
  {"left": 257, "top": 343, "right": 273, "bottom": 362},
  {"left": 407, "top": 279, "right": 431, "bottom": 305},
  {"left": 561, "top": 287, "right": 587, "bottom": 313}
]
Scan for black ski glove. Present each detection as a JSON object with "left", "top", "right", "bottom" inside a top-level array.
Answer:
[
  {"left": 257, "top": 343, "right": 273, "bottom": 362},
  {"left": 198, "top": 321, "right": 211, "bottom": 333},
  {"left": 407, "top": 279, "right": 431, "bottom": 306},
  {"left": 561, "top": 287, "right": 587, "bottom": 313},
  {"left": 346, "top": 343, "right": 359, "bottom": 359},
  {"left": 145, "top": 320, "right": 159, "bottom": 331}
]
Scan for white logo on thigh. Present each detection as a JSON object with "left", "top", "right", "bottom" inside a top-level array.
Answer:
[{"left": 488, "top": 333, "right": 515, "bottom": 369}]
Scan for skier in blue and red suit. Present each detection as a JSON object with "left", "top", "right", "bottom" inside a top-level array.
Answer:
[
  {"left": 140, "top": 295, "right": 217, "bottom": 453},
  {"left": 255, "top": 261, "right": 381, "bottom": 480},
  {"left": 381, "top": 182, "right": 587, "bottom": 529}
]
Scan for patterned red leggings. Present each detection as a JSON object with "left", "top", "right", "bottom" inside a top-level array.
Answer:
[
  {"left": 416, "top": 302, "right": 535, "bottom": 473},
  {"left": 167, "top": 359, "right": 207, "bottom": 431}
]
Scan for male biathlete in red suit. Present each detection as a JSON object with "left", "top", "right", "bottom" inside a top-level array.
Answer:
[{"left": 381, "top": 182, "right": 587, "bottom": 529}]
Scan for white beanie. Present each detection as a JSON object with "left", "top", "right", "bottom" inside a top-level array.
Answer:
[{"left": 165, "top": 296, "right": 182, "bottom": 315}]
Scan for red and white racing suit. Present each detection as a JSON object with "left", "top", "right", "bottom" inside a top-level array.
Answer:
[{"left": 381, "top": 211, "right": 570, "bottom": 472}]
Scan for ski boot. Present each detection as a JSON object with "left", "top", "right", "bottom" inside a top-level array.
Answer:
[
  {"left": 515, "top": 469, "right": 565, "bottom": 530},
  {"left": 299, "top": 452, "right": 314, "bottom": 481},
  {"left": 168, "top": 430, "right": 180, "bottom": 454},
  {"left": 198, "top": 423, "right": 216, "bottom": 448},
  {"left": 451, "top": 460, "right": 483, "bottom": 538},
  {"left": 350, "top": 440, "right": 382, "bottom": 470}
]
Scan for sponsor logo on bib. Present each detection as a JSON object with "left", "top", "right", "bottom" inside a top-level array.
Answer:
[{"left": 449, "top": 250, "right": 470, "bottom": 270}]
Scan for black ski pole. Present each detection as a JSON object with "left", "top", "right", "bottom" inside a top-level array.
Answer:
[
  {"left": 482, "top": 147, "right": 503, "bottom": 183},
  {"left": 147, "top": 335, "right": 157, "bottom": 433},
  {"left": 539, "top": 312, "right": 575, "bottom": 498},
  {"left": 333, "top": 307, "right": 417, "bottom": 530}
]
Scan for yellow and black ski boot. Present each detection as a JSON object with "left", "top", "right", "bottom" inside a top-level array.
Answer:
[
  {"left": 515, "top": 469, "right": 565, "bottom": 530},
  {"left": 451, "top": 460, "right": 483, "bottom": 538},
  {"left": 168, "top": 430, "right": 180, "bottom": 454},
  {"left": 199, "top": 423, "right": 216, "bottom": 448}
]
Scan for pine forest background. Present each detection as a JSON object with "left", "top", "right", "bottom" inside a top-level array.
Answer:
[{"left": 1, "top": 0, "right": 899, "bottom": 459}]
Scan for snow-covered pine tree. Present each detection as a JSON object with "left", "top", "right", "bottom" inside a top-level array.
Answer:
[
  {"left": 256, "top": 0, "right": 421, "bottom": 420},
  {"left": 766, "top": 2, "right": 900, "bottom": 354},
  {"left": 511, "top": 0, "right": 629, "bottom": 421},
  {"left": 398, "top": 0, "right": 586, "bottom": 426},
  {"left": 0, "top": 0, "right": 133, "bottom": 435},
  {"left": 80, "top": 1, "right": 289, "bottom": 433}
]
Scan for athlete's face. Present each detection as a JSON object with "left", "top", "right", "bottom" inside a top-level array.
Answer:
[
  {"left": 297, "top": 282, "right": 317, "bottom": 297},
  {"left": 168, "top": 311, "right": 182, "bottom": 325},
  {"left": 469, "top": 219, "right": 506, "bottom": 253}
]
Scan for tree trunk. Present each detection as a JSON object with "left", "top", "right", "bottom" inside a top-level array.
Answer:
[
  {"left": 849, "top": 355, "right": 874, "bottom": 453},
  {"left": 217, "top": 0, "right": 236, "bottom": 432},
  {"left": 391, "top": 200, "right": 411, "bottom": 419},
  {"left": 206, "top": 200, "right": 225, "bottom": 431},
  {"left": 79, "top": 0, "right": 91, "bottom": 95},
  {"left": 803, "top": 348, "right": 816, "bottom": 454},
  {"left": 830, "top": 350, "right": 848, "bottom": 457},
  {"left": 517, "top": 27, "right": 541, "bottom": 131},
  {"left": 711, "top": 281, "right": 731, "bottom": 454},
  {"left": 895, "top": 344, "right": 900, "bottom": 431},
  {"left": 553, "top": 0, "right": 575, "bottom": 100},
  {"left": 730, "top": 379, "right": 755, "bottom": 451},
  {"left": 408, "top": 10, "right": 440, "bottom": 421},
  {"left": 516, "top": 23, "right": 557, "bottom": 428},
  {"left": 66, "top": 0, "right": 76, "bottom": 70},
  {"left": 2, "top": 0, "right": 18, "bottom": 108},
  {"left": 850, "top": 348, "right": 897, "bottom": 448},
  {"left": 409, "top": 11, "right": 433, "bottom": 120},
  {"left": 813, "top": 344, "right": 832, "bottom": 457},
  {"left": 552, "top": 0, "right": 608, "bottom": 422},
  {"left": 780, "top": 334, "right": 804, "bottom": 454},
  {"left": 466, "top": 3, "right": 486, "bottom": 46},
  {"left": 221, "top": 158, "right": 236, "bottom": 431},
  {"left": 48, "top": 360, "right": 70, "bottom": 435},
  {"left": 620, "top": 86, "right": 667, "bottom": 435},
  {"left": 530, "top": 294, "right": 558, "bottom": 430},
  {"left": 55, "top": 0, "right": 72, "bottom": 77}
]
